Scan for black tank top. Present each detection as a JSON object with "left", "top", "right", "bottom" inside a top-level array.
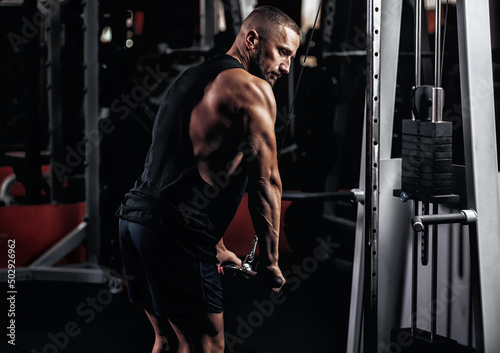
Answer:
[{"left": 116, "top": 54, "right": 248, "bottom": 262}]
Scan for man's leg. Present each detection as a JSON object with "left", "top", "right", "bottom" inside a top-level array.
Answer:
[
  {"left": 120, "top": 219, "right": 224, "bottom": 352},
  {"left": 169, "top": 312, "right": 224, "bottom": 353},
  {"left": 119, "top": 220, "right": 178, "bottom": 352},
  {"left": 144, "top": 309, "right": 179, "bottom": 353}
]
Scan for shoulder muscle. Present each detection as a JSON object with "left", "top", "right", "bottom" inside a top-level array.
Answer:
[{"left": 211, "top": 69, "right": 276, "bottom": 124}]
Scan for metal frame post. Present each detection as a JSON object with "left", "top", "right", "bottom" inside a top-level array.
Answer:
[
  {"left": 456, "top": 0, "right": 500, "bottom": 351},
  {"left": 83, "top": 0, "right": 100, "bottom": 265},
  {"left": 363, "top": 0, "right": 382, "bottom": 350},
  {"left": 46, "top": 2, "right": 64, "bottom": 202},
  {"left": 348, "top": 0, "right": 409, "bottom": 351},
  {"left": 346, "top": 112, "right": 367, "bottom": 353}
]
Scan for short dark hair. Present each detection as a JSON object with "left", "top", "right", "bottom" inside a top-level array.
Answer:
[{"left": 243, "top": 5, "right": 300, "bottom": 41}]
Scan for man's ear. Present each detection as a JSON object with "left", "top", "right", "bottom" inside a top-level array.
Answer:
[{"left": 245, "top": 29, "right": 259, "bottom": 50}]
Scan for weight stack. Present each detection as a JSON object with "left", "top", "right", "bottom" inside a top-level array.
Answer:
[{"left": 401, "top": 120, "right": 453, "bottom": 197}]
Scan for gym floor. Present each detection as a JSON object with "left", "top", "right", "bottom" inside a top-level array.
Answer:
[{"left": 1, "top": 253, "right": 351, "bottom": 353}]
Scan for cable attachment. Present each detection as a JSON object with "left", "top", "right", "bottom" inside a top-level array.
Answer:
[{"left": 222, "top": 234, "right": 283, "bottom": 288}]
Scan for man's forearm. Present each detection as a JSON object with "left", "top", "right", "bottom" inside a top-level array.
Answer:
[
  {"left": 248, "top": 179, "right": 282, "bottom": 265},
  {"left": 215, "top": 238, "right": 227, "bottom": 254}
]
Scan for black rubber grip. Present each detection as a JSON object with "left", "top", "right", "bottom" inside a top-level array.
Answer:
[
  {"left": 222, "top": 263, "right": 241, "bottom": 275},
  {"left": 269, "top": 276, "right": 283, "bottom": 288},
  {"left": 222, "top": 262, "right": 283, "bottom": 288}
]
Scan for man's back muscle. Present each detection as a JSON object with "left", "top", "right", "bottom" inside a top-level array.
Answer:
[{"left": 190, "top": 66, "right": 276, "bottom": 185}]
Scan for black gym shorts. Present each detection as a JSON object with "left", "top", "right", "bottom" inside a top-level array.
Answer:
[{"left": 118, "top": 219, "right": 223, "bottom": 323}]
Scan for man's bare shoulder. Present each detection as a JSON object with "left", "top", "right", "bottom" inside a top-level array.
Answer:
[{"left": 213, "top": 68, "right": 275, "bottom": 107}]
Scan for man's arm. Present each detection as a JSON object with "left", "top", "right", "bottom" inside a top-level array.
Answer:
[
  {"left": 244, "top": 81, "right": 285, "bottom": 290},
  {"left": 215, "top": 238, "right": 242, "bottom": 274}
]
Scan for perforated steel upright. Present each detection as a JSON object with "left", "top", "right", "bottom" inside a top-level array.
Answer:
[{"left": 363, "top": 0, "right": 382, "bottom": 350}]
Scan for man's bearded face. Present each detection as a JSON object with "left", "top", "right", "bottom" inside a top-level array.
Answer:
[{"left": 248, "top": 46, "right": 277, "bottom": 87}]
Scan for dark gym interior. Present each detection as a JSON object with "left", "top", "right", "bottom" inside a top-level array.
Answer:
[{"left": 1, "top": 0, "right": 499, "bottom": 352}]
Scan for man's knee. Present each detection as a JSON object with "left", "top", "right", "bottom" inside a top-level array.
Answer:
[
  {"left": 204, "top": 331, "right": 224, "bottom": 353},
  {"left": 170, "top": 312, "right": 224, "bottom": 352},
  {"left": 204, "top": 315, "right": 224, "bottom": 353}
]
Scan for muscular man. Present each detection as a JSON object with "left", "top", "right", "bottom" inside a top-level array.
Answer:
[{"left": 116, "top": 6, "right": 300, "bottom": 352}]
